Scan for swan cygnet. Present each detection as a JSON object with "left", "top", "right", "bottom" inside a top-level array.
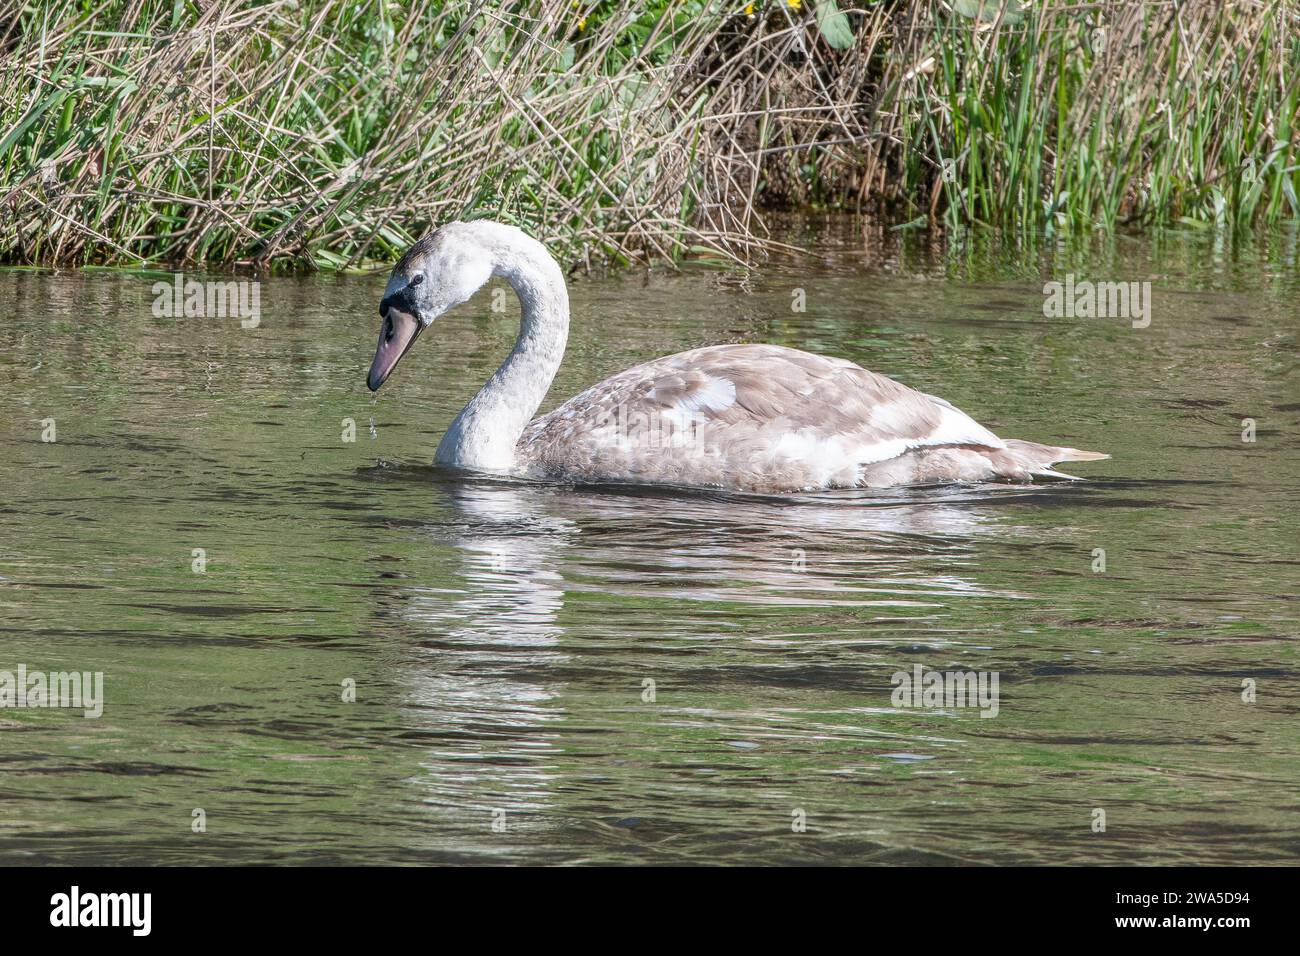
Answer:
[{"left": 366, "top": 220, "right": 1108, "bottom": 492}]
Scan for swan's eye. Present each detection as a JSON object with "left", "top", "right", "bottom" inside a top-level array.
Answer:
[{"left": 409, "top": 274, "right": 424, "bottom": 287}]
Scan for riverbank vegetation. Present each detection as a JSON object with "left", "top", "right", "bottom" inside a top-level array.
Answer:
[{"left": 1, "top": 0, "right": 1297, "bottom": 269}]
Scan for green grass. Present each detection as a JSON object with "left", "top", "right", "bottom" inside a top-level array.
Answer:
[
  {"left": 0, "top": 0, "right": 1296, "bottom": 270},
  {"left": 902, "top": 0, "right": 1300, "bottom": 235}
]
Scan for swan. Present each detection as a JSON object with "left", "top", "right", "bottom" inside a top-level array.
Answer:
[{"left": 366, "top": 220, "right": 1108, "bottom": 492}]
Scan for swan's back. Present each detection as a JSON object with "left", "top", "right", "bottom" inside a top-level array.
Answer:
[{"left": 515, "top": 343, "right": 1092, "bottom": 492}]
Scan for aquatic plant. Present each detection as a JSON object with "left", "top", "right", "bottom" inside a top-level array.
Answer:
[{"left": 0, "top": 0, "right": 1295, "bottom": 269}]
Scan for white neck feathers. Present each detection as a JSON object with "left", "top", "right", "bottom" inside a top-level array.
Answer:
[{"left": 434, "top": 224, "right": 569, "bottom": 472}]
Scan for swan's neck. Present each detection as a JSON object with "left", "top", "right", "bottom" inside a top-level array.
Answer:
[{"left": 435, "top": 237, "right": 569, "bottom": 472}]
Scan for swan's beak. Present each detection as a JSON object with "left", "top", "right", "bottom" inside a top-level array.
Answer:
[{"left": 367, "top": 305, "right": 423, "bottom": 391}]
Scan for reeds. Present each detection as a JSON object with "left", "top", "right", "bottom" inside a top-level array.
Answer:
[{"left": 0, "top": 0, "right": 1296, "bottom": 270}]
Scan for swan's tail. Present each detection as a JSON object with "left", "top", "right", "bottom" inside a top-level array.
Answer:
[{"left": 999, "top": 439, "right": 1110, "bottom": 480}]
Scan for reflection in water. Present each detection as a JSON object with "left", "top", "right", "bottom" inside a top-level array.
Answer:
[
  {"left": 404, "top": 471, "right": 1040, "bottom": 625},
  {"left": 1, "top": 229, "right": 1297, "bottom": 864},
  {"left": 386, "top": 472, "right": 1096, "bottom": 856},
  {"left": 411, "top": 481, "right": 574, "bottom": 644},
  {"left": 395, "top": 483, "right": 575, "bottom": 832}
]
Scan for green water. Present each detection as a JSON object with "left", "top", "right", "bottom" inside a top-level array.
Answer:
[{"left": 1, "top": 228, "right": 1297, "bottom": 864}]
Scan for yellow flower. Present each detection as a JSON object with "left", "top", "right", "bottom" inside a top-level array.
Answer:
[
  {"left": 744, "top": 2, "right": 754, "bottom": 15},
  {"left": 787, "top": 0, "right": 801, "bottom": 10},
  {"left": 577, "top": 16, "right": 586, "bottom": 29}
]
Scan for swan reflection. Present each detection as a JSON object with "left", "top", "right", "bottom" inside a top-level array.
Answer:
[{"left": 381, "top": 474, "right": 1044, "bottom": 845}]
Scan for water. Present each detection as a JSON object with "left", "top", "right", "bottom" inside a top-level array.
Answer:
[{"left": 1, "top": 227, "right": 1297, "bottom": 865}]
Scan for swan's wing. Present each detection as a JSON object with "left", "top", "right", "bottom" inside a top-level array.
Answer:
[{"left": 517, "top": 344, "right": 1004, "bottom": 490}]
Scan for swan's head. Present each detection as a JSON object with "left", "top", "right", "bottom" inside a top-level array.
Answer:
[{"left": 367, "top": 223, "right": 495, "bottom": 391}]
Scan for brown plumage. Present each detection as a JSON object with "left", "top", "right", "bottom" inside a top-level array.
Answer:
[{"left": 517, "top": 344, "right": 1108, "bottom": 492}]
